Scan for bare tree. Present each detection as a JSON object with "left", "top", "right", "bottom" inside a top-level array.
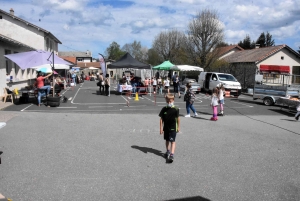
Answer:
[
  {"left": 122, "top": 40, "right": 148, "bottom": 63},
  {"left": 152, "top": 29, "right": 187, "bottom": 63},
  {"left": 187, "top": 9, "right": 224, "bottom": 71}
]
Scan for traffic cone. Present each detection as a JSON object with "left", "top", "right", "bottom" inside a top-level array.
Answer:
[{"left": 134, "top": 92, "right": 139, "bottom": 101}]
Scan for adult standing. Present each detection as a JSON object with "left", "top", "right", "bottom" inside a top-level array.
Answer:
[
  {"left": 104, "top": 74, "right": 110, "bottom": 96},
  {"left": 71, "top": 72, "right": 77, "bottom": 86},
  {"left": 172, "top": 72, "right": 178, "bottom": 93},
  {"left": 34, "top": 72, "right": 53, "bottom": 106},
  {"left": 184, "top": 83, "right": 198, "bottom": 117},
  {"left": 130, "top": 73, "right": 136, "bottom": 93},
  {"left": 98, "top": 73, "right": 104, "bottom": 95}
]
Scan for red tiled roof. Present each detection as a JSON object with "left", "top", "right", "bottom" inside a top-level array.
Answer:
[
  {"left": 76, "top": 62, "right": 100, "bottom": 68},
  {"left": 223, "top": 45, "right": 300, "bottom": 63},
  {"left": 216, "top": 45, "right": 244, "bottom": 57},
  {"left": 60, "top": 56, "right": 76, "bottom": 64}
]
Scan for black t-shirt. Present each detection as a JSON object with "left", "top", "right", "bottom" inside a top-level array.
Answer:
[{"left": 159, "top": 106, "right": 179, "bottom": 133}]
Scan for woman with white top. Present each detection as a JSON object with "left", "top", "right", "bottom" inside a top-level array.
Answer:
[
  {"left": 152, "top": 77, "right": 157, "bottom": 94},
  {"left": 163, "top": 77, "right": 170, "bottom": 94}
]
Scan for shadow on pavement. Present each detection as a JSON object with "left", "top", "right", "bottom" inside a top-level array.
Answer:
[
  {"left": 281, "top": 119, "right": 298, "bottom": 122},
  {"left": 165, "top": 195, "right": 211, "bottom": 201},
  {"left": 268, "top": 109, "right": 295, "bottom": 117},
  {"left": 131, "top": 145, "right": 164, "bottom": 158}
]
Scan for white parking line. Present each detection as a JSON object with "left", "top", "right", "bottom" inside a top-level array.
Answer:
[
  {"left": 89, "top": 106, "right": 113, "bottom": 108},
  {"left": 21, "top": 104, "right": 33, "bottom": 111},
  {"left": 58, "top": 107, "right": 77, "bottom": 108}
]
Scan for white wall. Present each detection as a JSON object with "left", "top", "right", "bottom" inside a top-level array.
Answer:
[
  {"left": 0, "top": 15, "right": 45, "bottom": 50},
  {"left": 258, "top": 48, "right": 300, "bottom": 85}
]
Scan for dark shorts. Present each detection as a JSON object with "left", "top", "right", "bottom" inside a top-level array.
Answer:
[
  {"left": 164, "top": 86, "right": 169, "bottom": 89},
  {"left": 164, "top": 130, "right": 177, "bottom": 142}
]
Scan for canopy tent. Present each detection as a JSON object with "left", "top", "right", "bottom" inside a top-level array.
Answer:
[
  {"left": 170, "top": 65, "right": 203, "bottom": 71},
  {"left": 107, "top": 53, "right": 151, "bottom": 69},
  {"left": 152, "top": 61, "right": 175, "bottom": 70}
]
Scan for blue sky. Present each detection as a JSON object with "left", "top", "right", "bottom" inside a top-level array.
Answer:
[{"left": 1, "top": 0, "right": 300, "bottom": 58}]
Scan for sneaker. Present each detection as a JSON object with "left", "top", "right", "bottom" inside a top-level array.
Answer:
[
  {"left": 179, "top": 95, "right": 181, "bottom": 98},
  {"left": 185, "top": 114, "right": 191, "bottom": 117},
  {"left": 295, "top": 117, "right": 299, "bottom": 121},
  {"left": 193, "top": 113, "right": 198, "bottom": 117},
  {"left": 164, "top": 151, "right": 170, "bottom": 159},
  {"left": 169, "top": 154, "right": 174, "bottom": 162}
]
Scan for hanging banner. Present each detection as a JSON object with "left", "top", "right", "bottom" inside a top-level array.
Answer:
[{"left": 99, "top": 54, "right": 106, "bottom": 76}]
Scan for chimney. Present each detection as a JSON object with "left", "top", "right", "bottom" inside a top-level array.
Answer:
[
  {"left": 10, "top": 8, "right": 14, "bottom": 15},
  {"left": 255, "top": 44, "right": 260, "bottom": 49}
]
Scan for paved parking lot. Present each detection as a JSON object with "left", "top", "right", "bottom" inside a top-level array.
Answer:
[
  {"left": 2, "top": 80, "right": 294, "bottom": 117},
  {"left": 1, "top": 80, "right": 299, "bottom": 201}
]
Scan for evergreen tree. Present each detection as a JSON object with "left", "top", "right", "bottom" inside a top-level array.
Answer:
[
  {"left": 265, "top": 32, "right": 275, "bottom": 46},
  {"left": 256, "top": 32, "right": 266, "bottom": 47}
]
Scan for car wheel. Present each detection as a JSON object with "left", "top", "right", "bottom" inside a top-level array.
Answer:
[
  {"left": 46, "top": 96, "right": 60, "bottom": 102},
  {"left": 263, "top": 97, "right": 273, "bottom": 106}
]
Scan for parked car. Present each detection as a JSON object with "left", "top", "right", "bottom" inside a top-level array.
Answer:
[
  {"left": 198, "top": 72, "right": 241, "bottom": 96},
  {"left": 179, "top": 78, "right": 201, "bottom": 94}
]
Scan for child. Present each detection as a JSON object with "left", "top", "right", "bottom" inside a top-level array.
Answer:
[
  {"left": 218, "top": 85, "right": 225, "bottom": 116},
  {"left": 210, "top": 88, "right": 219, "bottom": 121},
  {"left": 159, "top": 93, "right": 180, "bottom": 162}
]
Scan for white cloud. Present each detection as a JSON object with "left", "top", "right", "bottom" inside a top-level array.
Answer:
[{"left": 1, "top": 0, "right": 299, "bottom": 57}]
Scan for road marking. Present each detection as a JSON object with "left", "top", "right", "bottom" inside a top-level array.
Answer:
[
  {"left": 21, "top": 104, "right": 33, "bottom": 111},
  {"left": 68, "top": 97, "right": 72, "bottom": 100},
  {"left": 124, "top": 105, "right": 147, "bottom": 107},
  {"left": 58, "top": 107, "right": 77, "bottom": 108},
  {"left": 89, "top": 106, "right": 113, "bottom": 108},
  {"left": 230, "top": 100, "right": 254, "bottom": 107}
]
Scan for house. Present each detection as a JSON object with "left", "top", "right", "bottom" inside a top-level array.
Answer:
[
  {"left": 58, "top": 51, "right": 117, "bottom": 77},
  {"left": 0, "top": 8, "right": 62, "bottom": 98},
  {"left": 219, "top": 44, "right": 300, "bottom": 88}
]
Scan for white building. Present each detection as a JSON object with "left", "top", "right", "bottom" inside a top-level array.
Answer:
[{"left": 0, "top": 8, "right": 62, "bottom": 98}]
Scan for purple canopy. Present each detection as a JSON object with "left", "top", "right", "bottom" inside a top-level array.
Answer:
[{"left": 4, "top": 50, "right": 72, "bottom": 70}]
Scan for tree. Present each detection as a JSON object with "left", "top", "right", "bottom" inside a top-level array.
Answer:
[
  {"left": 238, "top": 35, "right": 252, "bottom": 49},
  {"left": 147, "top": 48, "right": 163, "bottom": 66},
  {"left": 255, "top": 32, "right": 275, "bottom": 47},
  {"left": 105, "top": 41, "right": 125, "bottom": 60},
  {"left": 187, "top": 9, "right": 225, "bottom": 71},
  {"left": 122, "top": 40, "right": 147, "bottom": 62},
  {"left": 152, "top": 29, "right": 187, "bottom": 63},
  {"left": 265, "top": 32, "right": 275, "bottom": 46},
  {"left": 256, "top": 32, "right": 266, "bottom": 47}
]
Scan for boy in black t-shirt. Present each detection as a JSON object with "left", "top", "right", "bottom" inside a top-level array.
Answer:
[{"left": 159, "top": 94, "right": 180, "bottom": 162}]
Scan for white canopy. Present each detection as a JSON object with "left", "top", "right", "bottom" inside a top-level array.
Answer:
[
  {"left": 32, "top": 64, "right": 71, "bottom": 70},
  {"left": 88, "top": 67, "right": 99, "bottom": 70},
  {"left": 170, "top": 65, "right": 203, "bottom": 71}
]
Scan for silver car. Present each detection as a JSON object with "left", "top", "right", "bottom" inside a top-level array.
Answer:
[{"left": 180, "top": 78, "right": 201, "bottom": 94}]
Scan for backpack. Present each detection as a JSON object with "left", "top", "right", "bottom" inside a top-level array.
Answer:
[{"left": 184, "top": 91, "right": 190, "bottom": 101}]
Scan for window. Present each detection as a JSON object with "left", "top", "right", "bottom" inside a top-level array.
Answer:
[
  {"left": 218, "top": 74, "right": 237, "bottom": 81},
  {"left": 212, "top": 74, "right": 217, "bottom": 81},
  {"left": 77, "top": 58, "right": 83, "bottom": 62}
]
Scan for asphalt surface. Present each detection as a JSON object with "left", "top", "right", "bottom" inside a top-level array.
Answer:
[{"left": 0, "top": 80, "right": 300, "bottom": 201}]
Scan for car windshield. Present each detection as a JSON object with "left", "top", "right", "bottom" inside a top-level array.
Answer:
[{"left": 218, "top": 74, "right": 237, "bottom": 81}]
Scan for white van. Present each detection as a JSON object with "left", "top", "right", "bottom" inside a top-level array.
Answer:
[{"left": 198, "top": 72, "right": 242, "bottom": 96}]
